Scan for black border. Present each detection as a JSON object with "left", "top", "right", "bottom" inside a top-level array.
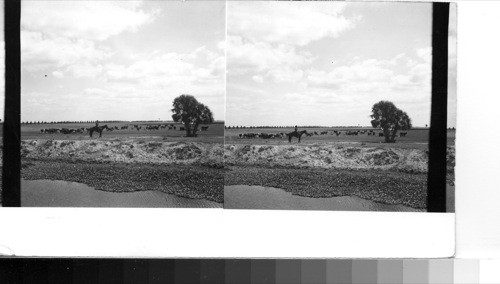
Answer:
[
  {"left": 2, "top": 0, "right": 21, "bottom": 206},
  {"left": 428, "top": 3, "right": 450, "bottom": 213}
]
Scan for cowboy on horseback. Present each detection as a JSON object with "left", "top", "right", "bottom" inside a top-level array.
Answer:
[{"left": 287, "top": 126, "right": 307, "bottom": 143}]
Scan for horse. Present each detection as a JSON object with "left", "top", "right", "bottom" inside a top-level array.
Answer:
[
  {"left": 88, "top": 125, "right": 110, "bottom": 138},
  {"left": 287, "top": 130, "right": 308, "bottom": 143}
]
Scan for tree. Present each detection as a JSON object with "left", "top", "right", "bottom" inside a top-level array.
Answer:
[
  {"left": 171, "top": 94, "right": 214, "bottom": 137},
  {"left": 370, "top": 101, "right": 412, "bottom": 143}
]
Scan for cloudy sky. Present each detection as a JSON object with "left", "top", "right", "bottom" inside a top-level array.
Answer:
[
  {"left": 20, "top": 1, "right": 225, "bottom": 122},
  {"left": 226, "top": 2, "right": 457, "bottom": 128}
]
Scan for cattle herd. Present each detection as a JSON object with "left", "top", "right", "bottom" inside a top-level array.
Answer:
[
  {"left": 39, "top": 124, "right": 210, "bottom": 134},
  {"left": 237, "top": 129, "right": 409, "bottom": 140}
]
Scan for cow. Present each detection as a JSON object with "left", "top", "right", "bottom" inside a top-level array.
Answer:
[
  {"left": 260, "top": 133, "right": 273, "bottom": 139},
  {"left": 201, "top": 126, "right": 209, "bottom": 131}
]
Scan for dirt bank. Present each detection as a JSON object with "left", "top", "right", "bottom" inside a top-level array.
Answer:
[
  {"left": 21, "top": 139, "right": 223, "bottom": 167},
  {"left": 224, "top": 144, "right": 455, "bottom": 174}
]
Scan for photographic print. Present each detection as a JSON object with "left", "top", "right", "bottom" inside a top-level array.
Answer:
[
  {"left": 224, "top": 2, "right": 456, "bottom": 212},
  {"left": 19, "top": 1, "right": 225, "bottom": 207}
]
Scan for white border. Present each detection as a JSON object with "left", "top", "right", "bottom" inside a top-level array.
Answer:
[
  {"left": 0, "top": 0, "right": 460, "bottom": 258},
  {"left": 455, "top": 2, "right": 500, "bottom": 259},
  {"left": 0, "top": 208, "right": 454, "bottom": 258}
]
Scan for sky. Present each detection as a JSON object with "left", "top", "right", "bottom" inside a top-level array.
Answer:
[
  {"left": 20, "top": 1, "right": 225, "bottom": 122},
  {"left": 226, "top": 2, "right": 457, "bottom": 128}
]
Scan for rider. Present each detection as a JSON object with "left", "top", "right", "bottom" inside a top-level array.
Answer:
[
  {"left": 95, "top": 120, "right": 99, "bottom": 127},
  {"left": 294, "top": 125, "right": 298, "bottom": 133}
]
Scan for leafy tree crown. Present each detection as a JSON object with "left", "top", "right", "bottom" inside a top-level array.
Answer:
[
  {"left": 171, "top": 94, "right": 214, "bottom": 125},
  {"left": 370, "top": 100, "right": 412, "bottom": 131}
]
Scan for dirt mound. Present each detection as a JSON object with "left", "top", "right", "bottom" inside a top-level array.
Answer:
[
  {"left": 224, "top": 144, "right": 432, "bottom": 173},
  {"left": 21, "top": 139, "right": 223, "bottom": 167}
]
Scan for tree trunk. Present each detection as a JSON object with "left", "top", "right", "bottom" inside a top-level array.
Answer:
[
  {"left": 390, "top": 127, "right": 398, "bottom": 143},
  {"left": 192, "top": 122, "right": 199, "bottom": 137},
  {"left": 185, "top": 122, "right": 192, "bottom": 137},
  {"left": 383, "top": 127, "right": 392, "bottom": 143}
]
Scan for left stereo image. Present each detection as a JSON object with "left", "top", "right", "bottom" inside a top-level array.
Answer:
[{"left": 15, "top": 1, "right": 225, "bottom": 208}]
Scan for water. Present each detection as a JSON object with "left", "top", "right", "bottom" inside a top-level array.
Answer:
[
  {"left": 225, "top": 185, "right": 424, "bottom": 212},
  {"left": 21, "top": 179, "right": 222, "bottom": 208}
]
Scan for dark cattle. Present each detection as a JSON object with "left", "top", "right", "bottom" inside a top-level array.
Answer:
[
  {"left": 201, "top": 126, "right": 209, "bottom": 131},
  {"left": 241, "top": 133, "right": 259, "bottom": 138},
  {"left": 399, "top": 132, "right": 408, "bottom": 137},
  {"left": 261, "top": 133, "right": 273, "bottom": 139},
  {"left": 346, "top": 130, "right": 358, "bottom": 136},
  {"left": 146, "top": 125, "right": 159, "bottom": 130},
  {"left": 379, "top": 133, "right": 384, "bottom": 137},
  {"left": 180, "top": 127, "right": 185, "bottom": 131},
  {"left": 60, "top": 128, "right": 75, "bottom": 134}
]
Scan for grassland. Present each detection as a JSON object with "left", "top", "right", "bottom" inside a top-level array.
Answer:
[
  {"left": 224, "top": 127, "right": 456, "bottom": 210},
  {"left": 22, "top": 121, "right": 224, "bottom": 143},
  {"left": 20, "top": 122, "right": 224, "bottom": 203}
]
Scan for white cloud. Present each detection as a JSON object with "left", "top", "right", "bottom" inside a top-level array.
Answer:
[
  {"left": 307, "top": 50, "right": 431, "bottom": 95},
  {"left": 21, "top": 31, "right": 111, "bottom": 72},
  {"left": 416, "top": 47, "right": 432, "bottom": 63},
  {"left": 252, "top": 75, "right": 263, "bottom": 83},
  {"left": 52, "top": 70, "right": 64, "bottom": 78},
  {"left": 96, "top": 46, "right": 225, "bottom": 107},
  {"left": 67, "top": 63, "right": 104, "bottom": 78},
  {"left": 103, "top": 46, "right": 225, "bottom": 87},
  {"left": 21, "top": 1, "right": 156, "bottom": 41},
  {"left": 227, "top": 2, "right": 359, "bottom": 83},
  {"left": 228, "top": 35, "right": 313, "bottom": 81},
  {"left": 21, "top": 1, "right": 156, "bottom": 73},
  {"left": 228, "top": 1, "right": 359, "bottom": 46}
]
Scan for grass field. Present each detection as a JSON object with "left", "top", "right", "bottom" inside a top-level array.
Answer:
[
  {"left": 225, "top": 127, "right": 455, "bottom": 150},
  {"left": 22, "top": 122, "right": 224, "bottom": 143}
]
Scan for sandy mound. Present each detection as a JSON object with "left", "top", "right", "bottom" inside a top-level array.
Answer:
[
  {"left": 21, "top": 139, "right": 223, "bottom": 167},
  {"left": 224, "top": 144, "right": 455, "bottom": 173}
]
